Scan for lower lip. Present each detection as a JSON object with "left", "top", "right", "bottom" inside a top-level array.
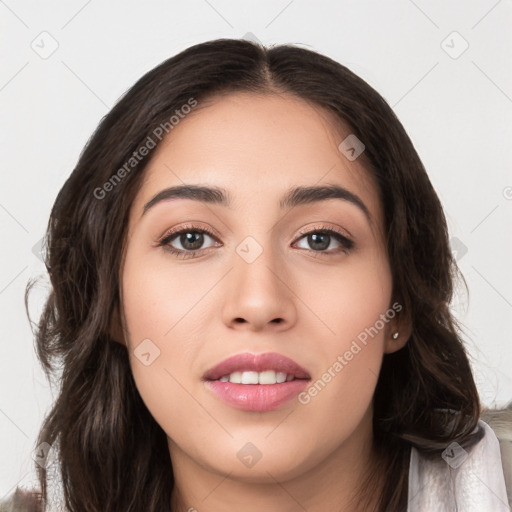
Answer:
[{"left": 204, "top": 379, "right": 310, "bottom": 412}]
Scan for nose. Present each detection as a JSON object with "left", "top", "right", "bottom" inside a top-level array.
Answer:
[{"left": 220, "top": 244, "right": 298, "bottom": 332}]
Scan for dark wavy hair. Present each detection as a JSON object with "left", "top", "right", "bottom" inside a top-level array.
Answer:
[{"left": 21, "top": 38, "right": 483, "bottom": 511}]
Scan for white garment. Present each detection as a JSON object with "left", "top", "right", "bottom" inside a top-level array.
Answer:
[{"left": 407, "top": 420, "right": 510, "bottom": 511}]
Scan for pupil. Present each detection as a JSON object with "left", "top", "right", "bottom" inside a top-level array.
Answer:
[
  {"left": 309, "top": 233, "right": 329, "bottom": 251},
  {"left": 181, "top": 232, "right": 203, "bottom": 250}
]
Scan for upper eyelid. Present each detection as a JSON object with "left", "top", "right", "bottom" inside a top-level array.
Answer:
[
  {"left": 295, "top": 224, "right": 352, "bottom": 240},
  {"left": 159, "top": 224, "right": 220, "bottom": 243},
  {"left": 160, "top": 223, "right": 351, "bottom": 237}
]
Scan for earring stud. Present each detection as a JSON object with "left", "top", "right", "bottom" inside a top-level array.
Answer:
[{"left": 392, "top": 332, "right": 399, "bottom": 340}]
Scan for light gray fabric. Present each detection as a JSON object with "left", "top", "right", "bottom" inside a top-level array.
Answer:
[{"left": 407, "top": 420, "right": 510, "bottom": 511}]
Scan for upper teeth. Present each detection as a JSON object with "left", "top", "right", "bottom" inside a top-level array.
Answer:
[{"left": 218, "top": 371, "right": 295, "bottom": 384}]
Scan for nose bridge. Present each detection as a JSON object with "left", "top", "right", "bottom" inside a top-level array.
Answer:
[
  {"left": 229, "top": 208, "right": 282, "bottom": 278},
  {"left": 221, "top": 231, "right": 296, "bottom": 329},
  {"left": 233, "top": 232, "right": 285, "bottom": 298}
]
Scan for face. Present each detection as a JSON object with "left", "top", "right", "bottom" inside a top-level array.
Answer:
[{"left": 118, "top": 92, "right": 405, "bottom": 485}]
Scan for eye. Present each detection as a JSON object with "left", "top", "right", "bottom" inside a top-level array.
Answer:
[
  {"left": 293, "top": 225, "right": 354, "bottom": 255},
  {"left": 157, "top": 224, "right": 220, "bottom": 259}
]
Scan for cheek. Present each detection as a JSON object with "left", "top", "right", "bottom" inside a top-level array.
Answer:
[
  {"left": 291, "top": 254, "right": 392, "bottom": 429},
  {"left": 121, "top": 245, "right": 209, "bottom": 346},
  {"left": 120, "top": 247, "right": 208, "bottom": 418},
  {"left": 293, "top": 241, "right": 392, "bottom": 352}
]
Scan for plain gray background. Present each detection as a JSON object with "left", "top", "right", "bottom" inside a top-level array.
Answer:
[{"left": 1, "top": 0, "right": 511, "bottom": 499}]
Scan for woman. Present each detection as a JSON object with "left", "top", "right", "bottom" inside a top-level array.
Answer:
[{"left": 10, "top": 38, "right": 509, "bottom": 511}]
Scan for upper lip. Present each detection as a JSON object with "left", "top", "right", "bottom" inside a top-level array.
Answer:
[{"left": 203, "top": 352, "right": 311, "bottom": 381}]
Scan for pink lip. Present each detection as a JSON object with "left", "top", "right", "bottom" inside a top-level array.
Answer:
[
  {"left": 202, "top": 352, "right": 311, "bottom": 381},
  {"left": 202, "top": 352, "right": 311, "bottom": 412},
  {"left": 205, "top": 380, "right": 310, "bottom": 412}
]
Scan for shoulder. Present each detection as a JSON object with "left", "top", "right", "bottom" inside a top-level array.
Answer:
[
  {"left": 408, "top": 410, "right": 511, "bottom": 511},
  {"left": 481, "top": 402, "right": 512, "bottom": 444},
  {"left": 0, "top": 487, "right": 43, "bottom": 512},
  {"left": 481, "top": 403, "right": 512, "bottom": 508}
]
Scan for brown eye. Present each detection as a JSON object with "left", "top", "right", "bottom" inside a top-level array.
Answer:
[
  {"left": 294, "top": 227, "right": 354, "bottom": 254},
  {"left": 167, "top": 231, "right": 209, "bottom": 251},
  {"left": 158, "top": 225, "right": 221, "bottom": 259}
]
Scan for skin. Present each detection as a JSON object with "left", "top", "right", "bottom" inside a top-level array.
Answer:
[{"left": 115, "top": 91, "right": 410, "bottom": 512}]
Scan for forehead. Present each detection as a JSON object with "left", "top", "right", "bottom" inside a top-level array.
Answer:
[{"left": 130, "top": 92, "right": 383, "bottom": 231}]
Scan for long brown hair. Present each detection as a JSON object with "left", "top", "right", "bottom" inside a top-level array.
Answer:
[{"left": 22, "top": 38, "right": 483, "bottom": 511}]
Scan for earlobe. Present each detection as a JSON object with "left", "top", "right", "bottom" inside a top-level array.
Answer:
[
  {"left": 384, "top": 331, "right": 409, "bottom": 354},
  {"left": 384, "top": 312, "right": 412, "bottom": 354}
]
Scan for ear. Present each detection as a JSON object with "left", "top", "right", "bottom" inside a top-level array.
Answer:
[
  {"left": 109, "top": 303, "right": 127, "bottom": 347},
  {"left": 383, "top": 302, "right": 412, "bottom": 354}
]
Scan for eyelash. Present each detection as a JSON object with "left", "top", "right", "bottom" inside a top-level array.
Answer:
[{"left": 157, "top": 223, "right": 354, "bottom": 260}]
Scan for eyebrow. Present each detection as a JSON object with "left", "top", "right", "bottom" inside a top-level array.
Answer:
[{"left": 141, "top": 183, "right": 371, "bottom": 222}]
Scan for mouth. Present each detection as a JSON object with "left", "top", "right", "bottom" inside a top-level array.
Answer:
[
  {"left": 211, "top": 370, "right": 308, "bottom": 385},
  {"left": 202, "top": 351, "right": 311, "bottom": 382},
  {"left": 202, "top": 352, "right": 311, "bottom": 412}
]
